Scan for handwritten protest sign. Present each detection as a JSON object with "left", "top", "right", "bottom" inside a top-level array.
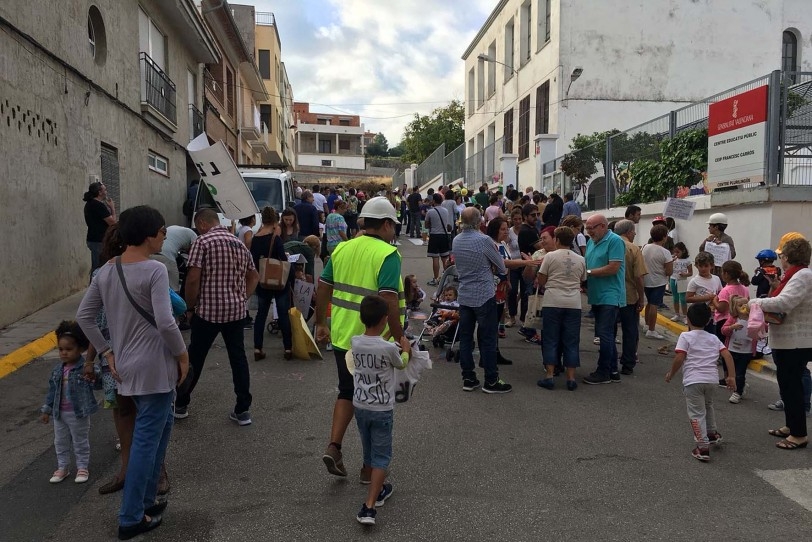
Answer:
[
  {"left": 292, "top": 279, "right": 315, "bottom": 317},
  {"left": 663, "top": 197, "right": 696, "bottom": 221},
  {"left": 704, "top": 242, "right": 731, "bottom": 267}
]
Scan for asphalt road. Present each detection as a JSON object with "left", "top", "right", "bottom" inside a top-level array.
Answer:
[{"left": 1, "top": 235, "right": 811, "bottom": 541}]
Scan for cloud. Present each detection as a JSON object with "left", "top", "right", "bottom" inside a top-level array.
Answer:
[{"left": 250, "top": 0, "right": 493, "bottom": 145}]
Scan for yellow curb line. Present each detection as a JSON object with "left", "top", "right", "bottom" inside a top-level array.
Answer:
[
  {"left": 654, "top": 314, "right": 772, "bottom": 373},
  {"left": 0, "top": 332, "right": 57, "bottom": 380}
]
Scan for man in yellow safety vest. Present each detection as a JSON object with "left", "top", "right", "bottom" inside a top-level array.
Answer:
[{"left": 315, "top": 196, "right": 405, "bottom": 479}]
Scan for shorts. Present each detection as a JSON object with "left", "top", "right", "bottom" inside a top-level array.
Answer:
[
  {"left": 669, "top": 278, "right": 686, "bottom": 306},
  {"left": 333, "top": 348, "right": 354, "bottom": 401},
  {"left": 427, "top": 234, "right": 450, "bottom": 257},
  {"left": 644, "top": 285, "right": 666, "bottom": 306},
  {"left": 355, "top": 407, "right": 393, "bottom": 469}
]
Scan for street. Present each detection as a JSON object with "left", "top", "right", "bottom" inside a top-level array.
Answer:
[{"left": 1, "top": 237, "right": 812, "bottom": 541}]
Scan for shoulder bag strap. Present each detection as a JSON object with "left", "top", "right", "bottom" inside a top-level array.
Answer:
[
  {"left": 115, "top": 257, "right": 157, "bottom": 328},
  {"left": 434, "top": 207, "right": 449, "bottom": 233}
]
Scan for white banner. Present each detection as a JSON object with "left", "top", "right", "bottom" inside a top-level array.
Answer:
[
  {"left": 187, "top": 134, "right": 257, "bottom": 220},
  {"left": 663, "top": 197, "right": 696, "bottom": 221}
]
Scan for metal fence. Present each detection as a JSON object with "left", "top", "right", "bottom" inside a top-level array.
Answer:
[
  {"left": 415, "top": 143, "right": 445, "bottom": 187},
  {"left": 444, "top": 143, "right": 466, "bottom": 185},
  {"left": 549, "top": 70, "right": 812, "bottom": 211},
  {"left": 392, "top": 168, "right": 405, "bottom": 188},
  {"left": 465, "top": 137, "right": 503, "bottom": 188}
]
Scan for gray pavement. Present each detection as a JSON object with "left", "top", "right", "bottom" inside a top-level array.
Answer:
[{"left": 1, "top": 235, "right": 812, "bottom": 541}]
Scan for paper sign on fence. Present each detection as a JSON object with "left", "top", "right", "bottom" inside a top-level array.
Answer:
[{"left": 663, "top": 197, "right": 696, "bottom": 221}]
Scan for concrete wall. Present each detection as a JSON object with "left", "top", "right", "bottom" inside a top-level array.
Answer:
[
  {"left": 0, "top": 0, "right": 206, "bottom": 327},
  {"left": 297, "top": 154, "right": 366, "bottom": 170}
]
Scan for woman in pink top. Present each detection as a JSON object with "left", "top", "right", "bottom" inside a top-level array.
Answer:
[
  {"left": 713, "top": 260, "right": 750, "bottom": 385},
  {"left": 484, "top": 194, "right": 504, "bottom": 223}
]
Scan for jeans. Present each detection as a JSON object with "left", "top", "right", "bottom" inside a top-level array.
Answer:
[
  {"left": 254, "top": 288, "right": 292, "bottom": 350},
  {"left": 542, "top": 307, "right": 581, "bottom": 368},
  {"left": 409, "top": 211, "right": 422, "bottom": 237},
  {"left": 731, "top": 351, "right": 751, "bottom": 395},
  {"left": 177, "top": 315, "right": 252, "bottom": 414},
  {"left": 519, "top": 274, "right": 534, "bottom": 322},
  {"left": 507, "top": 268, "right": 522, "bottom": 318},
  {"left": 459, "top": 297, "right": 499, "bottom": 383},
  {"left": 53, "top": 410, "right": 90, "bottom": 469},
  {"left": 617, "top": 304, "right": 640, "bottom": 369},
  {"left": 593, "top": 304, "right": 619, "bottom": 377},
  {"left": 87, "top": 241, "right": 103, "bottom": 279},
  {"left": 355, "top": 407, "right": 394, "bottom": 469},
  {"left": 774, "top": 348, "right": 811, "bottom": 438},
  {"left": 120, "top": 392, "right": 174, "bottom": 527},
  {"left": 684, "top": 383, "right": 716, "bottom": 447}
]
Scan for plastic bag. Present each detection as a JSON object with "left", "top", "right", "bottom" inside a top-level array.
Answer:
[
  {"left": 747, "top": 302, "right": 767, "bottom": 340},
  {"left": 394, "top": 345, "right": 432, "bottom": 403}
]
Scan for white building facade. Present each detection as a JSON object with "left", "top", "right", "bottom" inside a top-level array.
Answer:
[{"left": 463, "top": 0, "right": 812, "bottom": 191}]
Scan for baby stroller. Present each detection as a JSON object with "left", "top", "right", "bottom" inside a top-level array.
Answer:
[{"left": 417, "top": 265, "right": 461, "bottom": 362}]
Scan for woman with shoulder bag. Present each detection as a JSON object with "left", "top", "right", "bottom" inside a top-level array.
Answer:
[
  {"left": 751, "top": 234, "right": 812, "bottom": 450},
  {"left": 251, "top": 207, "right": 294, "bottom": 361}
]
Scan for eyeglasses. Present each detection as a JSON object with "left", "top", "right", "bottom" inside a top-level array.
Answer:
[
  {"left": 158, "top": 226, "right": 167, "bottom": 236},
  {"left": 585, "top": 223, "right": 606, "bottom": 231},
  {"left": 527, "top": 212, "right": 539, "bottom": 217}
]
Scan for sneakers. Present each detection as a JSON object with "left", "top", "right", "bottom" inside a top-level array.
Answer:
[
  {"left": 426, "top": 278, "right": 439, "bottom": 286},
  {"left": 537, "top": 377, "right": 555, "bottom": 390},
  {"left": 707, "top": 431, "right": 723, "bottom": 444},
  {"left": 682, "top": 317, "right": 689, "bottom": 325},
  {"left": 498, "top": 326, "right": 506, "bottom": 339},
  {"left": 610, "top": 372, "right": 621, "bottom": 383},
  {"left": 359, "top": 468, "right": 371, "bottom": 485},
  {"left": 592, "top": 337, "right": 600, "bottom": 345},
  {"left": 504, "top": 316, "right": 515, "bottom": 328},
  {"left": 242, "top": 316, "right": 254, "bottom": 329},
  {"left": 49, "top": 468, "right": 70, "bottom": 483},
  {"left": 462, "top": 378, "right": 481, "bottom": 392},
  {"left": 670, "top": 314, "right": 682, "bottom": 322},
  {"left": 524, "top": 333, "right": 542, "bottom": 345},
  {"left": 518, "top": 327, "right": 535, "bottom": 339},
  {"left": 729, "top": 392, "right": 742, "bottom": 404},
  {"left": 620, "top": 366, "right": 634, "bottom": 376},
  {"left": 173, "top": 405, "right": 189, "bottom": 419},
  {"left": 692, "top": 447, "right": 710, "bottom": 462},
  {"left": 583, "top": 372, "right": 611, "bottom": 385},
  {"left": 229, "top": 411, "right": 252, "bottom": 426},
  {"left": 375, "top": 483, "right": 394, "bottom": 506},
  {"left": 768, "top": 399, "right": 785, "bottom": 411},
  {"left": 645, "top": 330, "right": 665, "bottom": 340},
  {"left": 717, "top": 379, "right": 728, "bottom": 389},
  {"left": 356, "top": 503, "right": 376, "bottom": 526},
  {"left": 75, "top": 468, "right": 89, "bottom": 484},
  {"left": 483, "top": 379, "right": 513, "bottom": 394},
  {"left": 322, "top": 444, "right": 348, "bottom": 476}
]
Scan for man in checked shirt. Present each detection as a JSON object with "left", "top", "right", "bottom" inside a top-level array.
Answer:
[{"left": 175, "top": 209, "right": 259, "bottom": 425}]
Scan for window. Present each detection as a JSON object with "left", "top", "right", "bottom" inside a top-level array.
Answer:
[
  {"left": 538, "top": 0, "right": 551, "bottom": 50},
  {"left": 518, "top": 96, "right": 530, "bottom": 160},
  {"left": 339, "top": 139, "right": 350, "bottom": 151},
  {"left": 504, "top": 18, "right": 515, "bottom": 82},
  {"left": 520, "top": 1, "right": 532, "bottom": 65},
  {"left": 258, "top": 49, "right": 271, "bottom": 79},
  {"left": 783, "top": 30, "right": 798, "bottom": 73},
  {"left": 87, "top": 6, "right": 107, "bottom": 65},
  {"left": 486, "top": 41, "right": 496, "bottom": 96},
  {"left": 319, "top": 139, "right": 332, "bottom": 153},
  {"left": 317, "top": 118, "right": 330, "bottom": 125},
  {"left": 100, "top": 143, "right": 120, "bottom": 204},
  {"left": 467, "top": 67, "right": 475, "bottom": 116},
  {"left": 260, "top": 104, "right": 272, "bottom": 133},
  {"left": 339, "top": 119, "right": 350, "bottom": 126},
  {"left": 148, "top": 150, "right": 169, "bottom": 176},
  {"left": 503, "top": 108, "right": 514, "bottom": 154},
  {"left": 477, "top": 56, "right": 485, "bottom": 107},
  {"left": 139, "top": 8, "right": 166, "bottom": 69},
  {"left": 225, "top": 67, "right": 235, "bottom": 118},
  {"left": 321, "top": 159, "right": 334, "bottom": 167},
  {"left": 535, "top": 81, "right": 550, "bottom": 135}
]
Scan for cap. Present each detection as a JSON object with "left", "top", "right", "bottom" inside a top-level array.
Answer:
[
  {"left": 358, "top": 196, "right": 400, "bottom": 224},
  {"left": 706, "top": 212, "right": 728, "bottom": 225},
  {"left": 776, "top": 232, "right": 806, "bottom": 254},
  {"left": 653, "top": 216, "right": 666, "bottom": 224}
]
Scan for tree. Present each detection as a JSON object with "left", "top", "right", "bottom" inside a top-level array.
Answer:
[
  {"left": 401, "top": 100, "right": 464, "bottom": 163},
  {"left": 366, "top": 132, "right": 389, "bottom": 157},
  {"left": 388, "top": 144, "right": 404, "bottom": 157}
]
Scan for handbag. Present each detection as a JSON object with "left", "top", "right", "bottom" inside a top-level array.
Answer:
[
  {"left": 434, "top": 208, "right": 452, "bottom": 237},
  {"left": 258, "top": 234, "right": 291, "bottom": 290},
  {"left": 524, "top": 287, "right": 543, "bottom": 329}
]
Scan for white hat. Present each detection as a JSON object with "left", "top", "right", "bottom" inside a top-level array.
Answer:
[
  {"left": 706, "top": 212, "right": 728, "bottom": 225},
  {"left": 358, "top": 196, "right": 400, "bottom": 224}
]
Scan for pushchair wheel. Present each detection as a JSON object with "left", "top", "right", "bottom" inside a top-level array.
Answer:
[
  {"left": 445, "top": 350, "right": 455, "bottom": 362},
  {"left": 266, "top": 319, "right": 280, "bottom": 334},
  {"left": 432, "top": 336, "right": 445, "bottom": 348}
]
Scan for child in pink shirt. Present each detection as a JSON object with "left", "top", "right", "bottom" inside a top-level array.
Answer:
[{"left": 712, "top": 261, "right": 750, "bottom": 386}]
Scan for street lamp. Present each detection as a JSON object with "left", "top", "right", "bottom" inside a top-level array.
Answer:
[
  {"left": 565, "top": 66, "right": 584, "bottom": 101},
  {"left": 477, "top": 53, "right": 518, "bottom": 75}
]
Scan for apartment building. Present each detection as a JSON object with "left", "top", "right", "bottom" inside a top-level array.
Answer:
[{"left": 293, "top": 102, "right": 366, "bottom": 170}]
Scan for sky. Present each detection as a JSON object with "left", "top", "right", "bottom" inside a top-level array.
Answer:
[{"left": 249, "top": 0, "right": 495, "bottom": 146}]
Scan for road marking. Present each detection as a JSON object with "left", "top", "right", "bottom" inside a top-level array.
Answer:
[
  {"left": 756, "top": 468, "right": 812, "bottom": 513},
  {"left": 0, "top": 332, "right": 57, "bottom": 379},
  {"left": 407, "top": 238, "right": 424, "bottom": 246}
]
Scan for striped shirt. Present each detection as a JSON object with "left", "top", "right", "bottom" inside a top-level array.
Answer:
[
  {"left": 187, "top": 225, "right": 255, "bottom": 323},
  {"left": 451, "top": 229, "right": 506, "bottom": 307}
]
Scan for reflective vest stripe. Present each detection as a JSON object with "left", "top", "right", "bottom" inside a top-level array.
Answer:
[
  {"left": 331, "top": 297, "right": 362, "bottom": 312},
  {"left": 332, "top": 281, "right": 379, "bottom": 298}
]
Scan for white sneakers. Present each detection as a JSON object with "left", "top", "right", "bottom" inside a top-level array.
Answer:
[
  {"left": 645, "top": 330, "right": 666, "bottom": 340},
  {"left": 670, "top": 314, "right": 682, "bottom": 322},
  {"left": 729, "top": 392, "right": 742, "bottom": 404},
  {"left": 74, "top": 469, "right": 89, "bottom": 483}
]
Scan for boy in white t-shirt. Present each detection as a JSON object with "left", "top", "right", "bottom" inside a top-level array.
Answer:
[
  {"left": 685, "top": 251, "right": 723, "bottom": 333},
  {"left": 665, "top": 303, "right": 735, "bottom": 462},
  {"left": 352, "top": 295, "right": 410, "bottom": 526}
]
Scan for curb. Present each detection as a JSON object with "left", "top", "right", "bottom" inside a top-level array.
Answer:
[
  {"left": 654, "top": 313, "right": 775, "bottom": 376},
  {"left": 0, "top": 332, "right": 57, "bottom": 380}
]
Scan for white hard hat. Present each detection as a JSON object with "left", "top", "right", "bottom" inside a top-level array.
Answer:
[
  {"left": 358, "top": 196, "right": 400, "bottom": 224},
  {"left": 706, "top": 213, "right": 728, "bottom": 225}
]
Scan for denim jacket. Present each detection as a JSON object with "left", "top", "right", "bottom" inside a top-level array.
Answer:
[{"left": 40, "top": 357, "right": 99, "bottom": 419}]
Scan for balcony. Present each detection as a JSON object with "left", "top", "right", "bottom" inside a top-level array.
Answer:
[
  {"left": 189, "top": 104, "right": 204, "bottom": 141},
  {"left": 140, "top": 52, "right": 177, "bottom": 128},
  {"left": 250, "top": 122, "right": 270, "bottom": 153},
  {"left": 241, "top": 104, "right": 261, "bottom": 141}
]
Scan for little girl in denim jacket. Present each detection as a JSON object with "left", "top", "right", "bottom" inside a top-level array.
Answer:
[{"left": 40, "top": 321, "right": 99, "bottom": 484}]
